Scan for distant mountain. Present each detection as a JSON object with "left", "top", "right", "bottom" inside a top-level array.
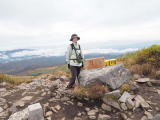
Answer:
[
  {"left": 0, "top": 48, "right": 139, "bottom": 63},
  {"left": 0, "top": 48, "right": 138, "bottom": 75},
  {"left": 0, "top": 53, "right": 122, "bottom": 75},
  {"left": 0, "top": 49, "right": 38, "bottom": 63}
]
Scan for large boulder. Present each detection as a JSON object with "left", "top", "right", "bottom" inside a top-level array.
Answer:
[
  {"left": 79, "top": 64, "right": 131, "bottom": 90},
  {"left": 152, "top": 114, "right": 160, "bottom": 120},
  {"left": 8, "top": 108, "right": 29, "bottom": 120}
]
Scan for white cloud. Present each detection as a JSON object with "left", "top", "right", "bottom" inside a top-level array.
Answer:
[
  {"left": 0, "top": 54, "right": 9, "bottom": 59},
  {"left": 84, "top": 48, "right": 138, "bottom": 54},
  {"left": 8, "top": 47, "right": 138, "bottom": 58},
  {"left": 10, "top": 48, "right": 65, "bottom": 57},
  {"left": 0, "top": 0, "right": 160, "bottom": 49}
]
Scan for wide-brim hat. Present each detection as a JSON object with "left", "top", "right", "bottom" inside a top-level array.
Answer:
[{"left": 70, "top": 34, "right": 80, "bottom": 41}]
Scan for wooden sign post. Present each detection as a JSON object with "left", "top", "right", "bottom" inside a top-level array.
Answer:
[{"left": 84, "top": 57, "right": 105, "bottom": 70}]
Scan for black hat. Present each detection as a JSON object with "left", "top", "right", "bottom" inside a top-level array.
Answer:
[{"left": 70, "top": 34, "right": 80, "bottom": 41}]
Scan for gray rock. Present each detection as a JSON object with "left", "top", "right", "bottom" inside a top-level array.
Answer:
[
  {"left": 129, "top": 82, "right": 139, "bottom": 92},
  {"left": 41, "top": 92, "right": 46, "bottom": 96},
  {"left": 120, "top": 103, "right": 128, "bottom": 111},
  {"left": 0, "top": 111, "right": 8, "bottom": 119},
  {"left": 0, "top": 107, "right": 3, "bottom": 113},
  {"left": 46, "top": 116, "right": 52, "bottom": 120},
  {"left": 120, "top": 113, "right": 128, "bottom": 120},
  {"left": 126, "top": 98, "right": 135, "bottom": 109},
  {"left": 74, "top": 117, "right": 82, "bottom": 120},
  {"left": 60, "top": 75, "right": 68, "bottom": 81},
  {"left": 46, "top": 111, "right": 52, "bottom": 117},
  {"left": 51, "top": 107, "right": 57, "bottom": 113},
  {"left": 1, "top": 82, "right": 7, "bottom": 86},
  {"left": 134, "top": 95, "right": 150, "bottom": 109},
  {"left": 119, "top": 91, "right": 131, "bottom": 103},
  {"left": 0, "top": 98, "right": 6, "bottom": 103},
  {"left": 47, "top": 91, "right": 51, "bottom": 95},
  {"left": 28, "top": 103, "right": 44, "bottom": 120},
  {"left": 77, "top": 112, "right": 82, "bottom": 116},
  {"left": 147, "top": 81, "right": 152, "bottom": 87},
  {"left": 105, "top": 90, "right": 121, "bottom": 99},
  {"left": 136, "top": 78, "right": 150, "bottom": 83},
  {"left": 54, "top": 105, "right": 61, "bottom": 111},
  {"left": 61, "top": 117, "right": 66, "bottom": 120},
  {"left": 3, "top": 104, "right": 8, "bottom": 109},
  {"left": 103, "top": 97, "right": 121, "bottom": 110},
  {"left": 50, "top": 79, "right": 62, "bottom": 89},
  {"left": 8, "top": 108, "right": 29, "bottom": 120},
  {"left": 85, "top": 107, "right": 90, "bottom": 112},
  {"left": 157, "top": 89, "right": 160, "bottom": 95},
  {"left": 79, "top": 64, "right": 131, "bottom": 89},
  {"left": 0, "top": 88, "right": 6, "bottom": 92},
  {"left": 15, "top": 100, "right": 25, "bottom": 107},
  {"left": 61, "top": 97, "right": 70, "bottom": 102},
  {"left": 141, "top": 115, "right": 148, "bottom": 120},
  {"left": 144, "top": 111, "right": 153, "bottom": 120},
  {"left": 155, "top": 107, "right": 160, "bottom": 111},
  {"left": 9, "top": 104, "right": 18, "bottom": 114},
  {"left": 77, "top": 102, "right": 83, "bottom": 107},
  {"left": 43, "top": 103, "right": 49, "bottom": 110},
  {"left": 152, "top": 114, "right": 160, "bottom": 120},
  {"left": 98, "top": 114, "right": 111, "bottom": 120},
  {"left": 127, "top": 118, "right": 132, "bottom": 120},
  {"left": 87, "top": 110, "right": 97, "bottom": 116},
  {"left": 88, "top": 115, "right": 96, "bottom": 119},
  {"left": 101, "top": 103, "right": 112, "bottom": 112},
  {"left": 21, "top": 96, "right": 33, "bottom": 101}
]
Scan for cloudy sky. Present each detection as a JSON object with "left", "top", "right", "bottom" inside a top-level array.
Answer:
[{"left": 0, "top": 0, "right": 160, "bottom": 52}]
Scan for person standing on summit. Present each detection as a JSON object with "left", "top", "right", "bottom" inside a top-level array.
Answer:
[{"left": 65, "top": 34, "right": 84, "bottom": 90}]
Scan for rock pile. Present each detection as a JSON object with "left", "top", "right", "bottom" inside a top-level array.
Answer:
[{"left": 1, "top": 64, "right": 160, "bottom": 120}]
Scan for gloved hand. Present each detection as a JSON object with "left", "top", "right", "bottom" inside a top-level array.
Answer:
[
  {"left": 82, "top": 62, "right": 84, "bottom": 68},
  {"left": 68, "top": 64, "right": 70, "bottom": 69}
]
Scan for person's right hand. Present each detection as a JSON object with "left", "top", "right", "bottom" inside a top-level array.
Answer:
[{"left": 68, "top": 64, "right": 70, "bottom": 69}]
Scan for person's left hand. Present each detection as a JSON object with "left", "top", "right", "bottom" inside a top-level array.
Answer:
[{"left": 82, "top": 62, "right": 84, "bottom": 68}]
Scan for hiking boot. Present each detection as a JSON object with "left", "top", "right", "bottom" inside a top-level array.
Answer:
[{"left": 65, "top": 86, "right": 74, "bottom": 90}]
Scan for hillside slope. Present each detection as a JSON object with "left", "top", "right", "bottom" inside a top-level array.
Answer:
[{"left": 118, "top": 44, "right": 160, "bottom": 79}]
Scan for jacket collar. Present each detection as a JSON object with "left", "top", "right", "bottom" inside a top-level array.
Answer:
[{"left": 73, "top": 42, "right": 78, "bottom": 45}]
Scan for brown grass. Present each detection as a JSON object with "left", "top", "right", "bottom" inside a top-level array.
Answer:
[
  {"left": 52, "top": 70, "right": 70, "bottom": 77},
  {"left": 129, "top": 63, "right": 156, "bottom": 77},
  {"left": 118, "top": 45, "right": 160, "bottom": 78},
  {"left": 119, "top": 83, "right": 130, "bottom": 93},
  {"left": 72, "top": 84, "right": 108, "bottom": 98},
  {"left": 0, "top": 73, "right": 33, "bottom": 85}
]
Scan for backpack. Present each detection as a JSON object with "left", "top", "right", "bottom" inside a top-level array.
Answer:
[{"left": 70, "top": 43, "right": 83, "bottom": 63}]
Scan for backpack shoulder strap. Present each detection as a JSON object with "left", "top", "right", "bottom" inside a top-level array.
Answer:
[
  {"left": 70, "top": 43, "right": 74, "bottom": 50},
  {"left": 70, "top": 43, "right": 81, "bottom": 50},
  {"left": 79, "top": 44, "right": 81, "bottom": 50}
]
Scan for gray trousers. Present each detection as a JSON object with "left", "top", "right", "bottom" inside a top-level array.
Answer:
[{"left": 67, "top": 65, "right": 81, "bottom": 88}]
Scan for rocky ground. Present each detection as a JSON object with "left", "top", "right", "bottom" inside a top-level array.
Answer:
[{"left": 0, "top": 73, "right": 160, "bottom": 120}]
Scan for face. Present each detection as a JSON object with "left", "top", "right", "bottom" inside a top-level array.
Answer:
[{"left": 72, "top": 37, "right": 78, "bottom": 43}]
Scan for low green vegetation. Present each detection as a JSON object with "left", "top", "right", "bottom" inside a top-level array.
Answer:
[
  {"left": 21, "top": 64, "right": 69, "bottom": 76},
  {"left": 118, "top": 44, "right": 160, "bottom": 78}
]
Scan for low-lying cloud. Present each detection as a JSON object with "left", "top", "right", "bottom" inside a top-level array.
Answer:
[{"left": 0, "top": 48, "right": 138, "bottom": 60}]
